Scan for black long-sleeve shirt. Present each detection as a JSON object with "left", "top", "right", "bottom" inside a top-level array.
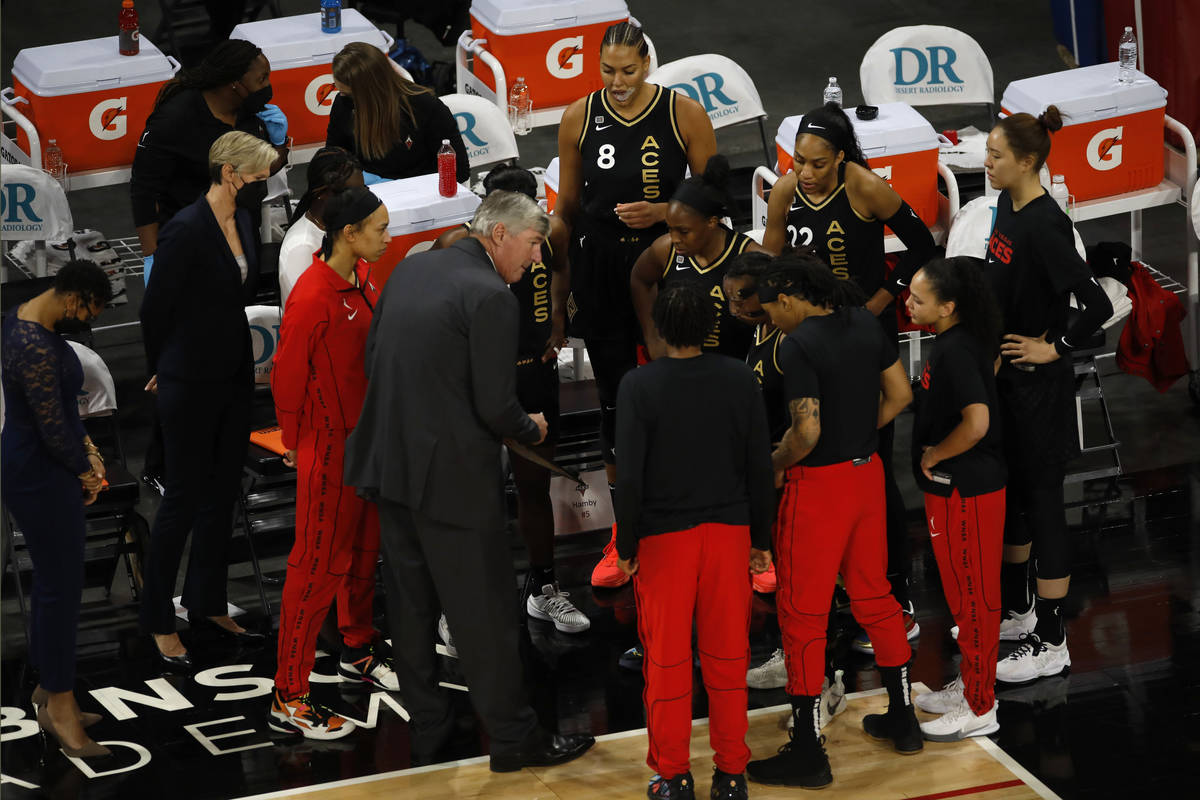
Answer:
[
  {"left": 614, "top": 353, "right": 775, "bottom": 559},
  {"left": 325, "top": 91, "right": 469, "bottom": 182},
  {"left": 130, "top": 88, "right": 271, "bottom": 229}
]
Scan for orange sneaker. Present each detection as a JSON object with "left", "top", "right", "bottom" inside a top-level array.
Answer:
[
  {"left": 751, "top": 562, "right": 778, "bottom": 594},
  {"left": 590, "top": 525, "right": 630, "bottom": 588},
  {"left": 268, "top": 689, "right": 356, "bottom": 740}
]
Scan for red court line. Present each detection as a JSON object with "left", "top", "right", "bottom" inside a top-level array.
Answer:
[{"left": 906, "top": 779, "right": 1025, "bottom": 800}]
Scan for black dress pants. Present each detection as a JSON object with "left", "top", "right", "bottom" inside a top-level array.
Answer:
[
  {"left": 139, "top": 376, "right": 252, "bottom": 633},
  {"left": 376, "top": 497, "right": 538, "bottom": 756}
]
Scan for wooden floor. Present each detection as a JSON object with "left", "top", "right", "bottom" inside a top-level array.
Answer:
[{"left": 235, "top": 686, "right": 1062, "bottom": 800}]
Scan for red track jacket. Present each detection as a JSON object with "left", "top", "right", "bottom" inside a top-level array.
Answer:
[
  {"left": 1117, "top": 261, "right": 1190, "bottom": 393},
  {"left": 272, "top": 253, "right": 380, "bottom": 449}
]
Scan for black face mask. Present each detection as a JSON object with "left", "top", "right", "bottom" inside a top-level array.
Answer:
[
  {"left": 236, "top": 176, "right": 269, "bottom": 210},
  {"left": 240, "top": 84, "right": 273, "bottom": 115}
]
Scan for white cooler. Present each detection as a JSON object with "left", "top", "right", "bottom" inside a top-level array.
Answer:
[
  {"left": 371, "top": 173, "right": 482, "bottom": 284},
  {"left": 231, "top": 9, "right": 392, "bottom": 147}
]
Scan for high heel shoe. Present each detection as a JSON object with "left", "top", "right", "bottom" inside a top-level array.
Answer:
[
  {"left": 31, "top": 687, "right": 102, "bottom": 729},
  {"left": 152, "top": 637, "right": 194, "bottom": 670},
  {"left": 37, "top": 707, "right": 111, "bottom": 758},
  {"left": 187, "top": 613, "right": 266, "bottom": 643}
]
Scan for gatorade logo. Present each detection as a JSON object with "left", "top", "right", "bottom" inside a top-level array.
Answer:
[
  {"left": 1086, "top": 126, "right": 1123, "bottom": 171},
  {"left": 547, "top": 36, "right": 584, "bottom": 79},
  {"left": 890, "top": 46, "right": 965, "bottom": 95},
  {"left": 304, "top": 74, "right": 339, "bottom": 116},
  {"left": 88, "top": 97, "right": 127, "bottom": 141},
  {"left": 668, "top": 73, "right": 739, "bottom": 121}
]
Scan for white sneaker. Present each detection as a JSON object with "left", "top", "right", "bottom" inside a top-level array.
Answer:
[
  {"left": 996, "top": 634, "right": 1070, "bottom": 684},
  {"left": 747, "top": 648, "right": 787, "bottom": 689},
  {"left": 526, "top": 584, "right": 591, "bottom": 633},
  {"left": 999, "top": 606, "right": 1037, "bottom": 641},
  {"left": 915, "top": 674, "right": 965, "bottom": 715},
  {"left": 920, "top": 698, "right": 999, "bottom": 742},
  {"left": 338, "top": 645, "right": 400, "bottom": 691},
  {"left": 437, "top": 614, "right": 458, "bottom": 658},
  {"left": 785, "top": 670, "right": 847, "bottom": 731}
]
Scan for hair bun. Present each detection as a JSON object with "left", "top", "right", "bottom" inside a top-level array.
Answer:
[
  {"left": 1039, "top": 105, "right": 1064, "bottom": 133},
  {"left": 700, "top": 154, "right": 731, "bottom": 191}
]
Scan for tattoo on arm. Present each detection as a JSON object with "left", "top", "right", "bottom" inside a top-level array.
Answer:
[{"left": 771, "top": 397, "right": 821, "bottom": 471}]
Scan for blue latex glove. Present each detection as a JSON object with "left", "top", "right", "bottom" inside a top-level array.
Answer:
[
  {"left": 256, "top": 104, "right": 288, "bottom": 146},
  {"left": 143, "top": 253, "right": 154, "bottom": 284},
  {"left": 362, "top": 171, "right": 386, "bottom": 186}
]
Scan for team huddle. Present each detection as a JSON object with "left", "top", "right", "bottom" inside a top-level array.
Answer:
[{"left": 148, "top": 20, "right": 1111, "bottom": 800}]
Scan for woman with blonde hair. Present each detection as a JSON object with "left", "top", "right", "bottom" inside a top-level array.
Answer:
[
  {"left": 139, "top": 130, "right": 279, "bottom": 667},
  {"left": 326, "top": 42, "right": 468, "bottom": 183}
]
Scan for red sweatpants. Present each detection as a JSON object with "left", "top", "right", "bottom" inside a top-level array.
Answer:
[
  {"left": 275, "top": 427, "right": 380, "bottom": 697},
  {"left": 925, "top": 488, "right": 1005, "bottom": 715},
  {"left": 775, "top": 459, "right": 909, "bottom": 696},
  {"left": 633, "top": 523, "right": 753, "bottom": 778}
]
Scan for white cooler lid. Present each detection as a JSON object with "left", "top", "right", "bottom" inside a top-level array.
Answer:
[
  {"left": 470, "top": 0, "right": 628, "bottom": 35},
  {"left": 776, "top": 102, "right": 938, "bottom": 161},
  {"left": 1001, "top": 62, "right": 1166, "bottom": 125},
  {"left": 544, "top": 156, "right": 560, "bottom": 190},
  {"left": 373, "top": 173, "right": 482, "bottom": 234},
  {"left": 230, "top": 9, "right": 390, "bottom": 68},
  {"left": 12, "top": 37, "right": 177, "bottom": 97}
]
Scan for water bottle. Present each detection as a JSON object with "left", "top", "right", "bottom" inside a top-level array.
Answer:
[
  {"left": 508, "top": 77, "right": 532, "bottom": 136},
  {"left": 1049, "top": 174, "right": 1070, "bottom": 215},
  {"left": 823, "top": 77, "right": 842, "bottom": 108},
  {"left": 119, "top": 0, "right": 140, "bottom": 56},
  {"left": 44, "top": 139, "right": 68, "bottom": 189},
  {"left": 1118, "top": 26, "right": 1137, "bottom": 84},
  {"left": 321, "top": 0, "right": 342, "bottom": 34},
  {"left": 437, "top": 139, "right": 457, "bottom": 198}
]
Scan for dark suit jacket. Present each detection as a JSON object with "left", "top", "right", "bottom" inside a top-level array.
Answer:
[
  {"left": 344, "top": 237, "right": 540, "bottom": 530},
  {"left": 140, "top": 196, "right": 259, "bottom": 383}
]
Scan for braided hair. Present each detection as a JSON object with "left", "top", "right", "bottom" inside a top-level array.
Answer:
[
  {"left": 653, "top": 283, "right": 715, "bottom": 348},
  {"left": 154, "top": 40, "right": 263, "bottom": 110},
  {"left": 601, "top": 21, "right": 649, "bottom": 57},
  {"left": 760, "top": 253, "right": 866, "bottom": 310},
  {"left": 291, "top": 146, "right": 362, "bottom": 225}
]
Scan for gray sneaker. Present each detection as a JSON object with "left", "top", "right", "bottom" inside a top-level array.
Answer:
[
  {"left": 437, "top": 614, "right": 458, "bottom": 658},
  {"left": 526, "top": 584, "right": 591, "bottom": 633},
  {"left": 746, "top": 648, "right": 787, "bottom": 689}
]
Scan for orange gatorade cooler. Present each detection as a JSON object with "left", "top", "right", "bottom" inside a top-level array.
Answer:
[
  {"left": 371, "top": 174, "right": 481, "bottom": 285},
  {"left": 775, "top": 102, "right": 940, "bottom": 227},
  {"left": 10, "top": 36, "right": 179, "bottom": 172},
  {"left": 1000, "top": 62, "right": 1166, "bottom": 202},
  {"left": 231, "top": 9, "right": 392, "bottom": 146},
  {"left": 468, "top": 0, "right": 629, "bottom": 109}
]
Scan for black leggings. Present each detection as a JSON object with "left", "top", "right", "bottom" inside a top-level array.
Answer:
[
  {"left": 584, "top": 337, "right": 637, "bottom": 466},
  {"left": 1003, "top": 460, "right": 1069, "bottom": 580},
  {"left": 878, "top": 419, "right": 911, "bottom": 605}
]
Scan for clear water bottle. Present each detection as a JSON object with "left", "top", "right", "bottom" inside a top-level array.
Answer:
[
  {"left": 1049, "top": 174, "right": 1070, "bottom": 215},
  {"left": 321, "top": 0, "right": 342, "bottom": 34},
  {"left": 823, "top": 77, "right": 843, "bottom": 108},
  {"left": 1118, "top": 26, "right": 1137, "bottom": 84},
  {"left": 44, "top": 139, "right": 68, "bottom": 189},
  {"left": 508, "top": 77, "right": 532, "bottom": 136},
  {"left": 437, "top": 139, "right": 457, "bottom": 198}
]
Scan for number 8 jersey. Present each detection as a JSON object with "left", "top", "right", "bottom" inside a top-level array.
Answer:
[{"left": 578, "top": 85, "right": 690, "bottom": 228}]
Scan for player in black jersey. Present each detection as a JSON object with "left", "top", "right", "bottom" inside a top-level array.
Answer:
[
  {"left": 555, "top": 21, "right": 717, "bottom": 589},
  {"left": 724, "top": 252, "right": 786, "bottom": 443},
  {"left": 432, "top": 167, "right": 588, "bottom": 635},
  {"left": 764, "top": 103, "right": 936, "bottom": 646},
  {"left": 982, "top": 108, "right": 1111, "bottom": 685},
  {"left": 630, "top": 155, "right": 764, "bottom": 360}
]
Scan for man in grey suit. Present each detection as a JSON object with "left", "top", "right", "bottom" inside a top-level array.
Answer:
[{"left": 344, "top": 191, "right": 594, "bottom": 771}]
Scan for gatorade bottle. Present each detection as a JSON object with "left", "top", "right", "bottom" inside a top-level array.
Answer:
[
  {"left": 119, "top": 0, "right": 140, "bottom": 56},
  {"left": 438, "top": 139, "right": 457, "bottom": 198}
]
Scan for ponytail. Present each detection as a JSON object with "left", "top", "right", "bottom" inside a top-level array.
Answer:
[
  {"left": 155, "top": 40, "right": 262, "bottom": 111},
  {"left": 994, "top": 104, "right": 1064, "bottom": 170},
  {"left": 795, "top": 102, "right": 868, "bottom": 169},
  {"left": 760, "top": 254, "right": 866, "bottom": 310},
  {"left": 918, "top": 257, "right": 1002, "bottom": 356}
]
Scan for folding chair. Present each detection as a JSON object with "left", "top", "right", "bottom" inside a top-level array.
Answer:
[{"left": 439, "top": 92, "right": 521, "bottom": 176}]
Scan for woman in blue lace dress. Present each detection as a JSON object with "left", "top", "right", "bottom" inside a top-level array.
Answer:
[{"left": 2, "top": 260, "right": 112, "bottom": 758}]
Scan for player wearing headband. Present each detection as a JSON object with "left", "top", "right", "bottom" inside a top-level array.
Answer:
[{"left": 269, "top": 186, "right": 392, "bottom": 739}]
